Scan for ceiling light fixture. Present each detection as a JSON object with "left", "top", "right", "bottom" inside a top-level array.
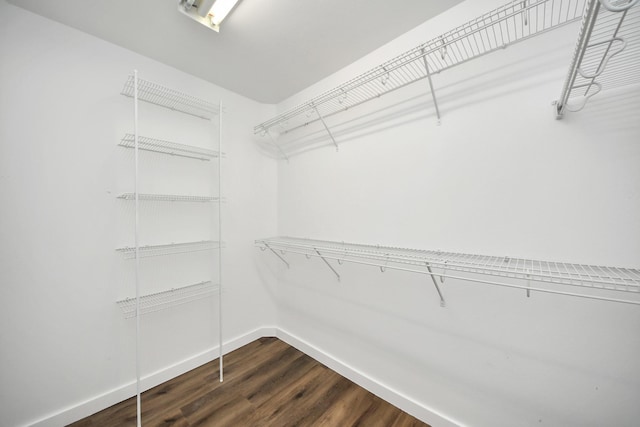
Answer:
[{"left": 178, "top": 0, "right": 241, "bottom": 32}]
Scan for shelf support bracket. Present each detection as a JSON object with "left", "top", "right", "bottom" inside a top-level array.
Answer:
[
  {"left": 315, "top": 248, "right": 341, "bottom": 281},
  {"left": 426, "top": 263, "right": 446, "bottom": 307},
  {"left": 266, "top": 130, "right": 289, "bottom": 162},
  {"left": 263, "top": 243, "right": 290, "bottom": 268},
  {"left": 312, "top": 104, "right": 339, "bottom": 151},
  {"left": 421, "top": 49, "right": 441, "bottom": 125}
]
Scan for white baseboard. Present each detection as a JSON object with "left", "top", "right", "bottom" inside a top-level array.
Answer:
[
  {"left": 28, "top": 326, "right": 459, "bottom": 427},
  {"left": 276, "top": 328, "right": 463, "bottom": 427},
  {"left": 27, "top": 326, "right": 277, "bottom": 427}
]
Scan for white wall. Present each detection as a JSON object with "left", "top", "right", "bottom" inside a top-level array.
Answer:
[
  {"left": 2, "top": 0, "right": 639, "bottom": 426},
  {"left": 0, "top": 2, "right": 278, "bottom": 426},
  {"left": 270, "top": 0, "right": 640, "bottom": 426}
]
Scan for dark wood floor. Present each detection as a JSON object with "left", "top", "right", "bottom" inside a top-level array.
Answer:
[{"left": 69, "top": 337, "right": 430, "bottom": 426}]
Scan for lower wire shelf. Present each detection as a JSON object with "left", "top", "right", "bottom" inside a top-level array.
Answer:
[
  {"left": 116, "top": 281, "right": 219, "bottom": 318},
  {"left": 117, "top": 193, "right": 220, "bottom": 203},
  {"left": 116, "top": 240, "right": 219, "bottom": 259},
  {"left": 255, "top": 236, "right": 640, "bottom": 306}
]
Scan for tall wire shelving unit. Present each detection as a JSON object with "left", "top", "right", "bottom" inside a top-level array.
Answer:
[{"left": 118, "top": 71, "right": 224, "bottom": 427}]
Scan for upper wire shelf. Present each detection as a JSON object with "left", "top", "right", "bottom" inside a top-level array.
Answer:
[
  {"left": 255, "top": 236, "right": 640, "bottom": 306},
  {"left": 118, "top": 134, "right": 220, "bottom": 161},
  {"left": 117, "top": 193, "right": 220, "bottom": 203},
  {"left": 254, "top": 0, "right": 585, "bottom": 145},
  {"left": 116, "top": 280, "right": 218, "bottom": 318},
  {"left": 121, "top": 75, "right": 219, "bottom": 120},
  {"left": 555, "top": 0, "right": 639, "bottom": 117},
  {"left": 116, "top": 240, "right": 219, "bottom": 259}
]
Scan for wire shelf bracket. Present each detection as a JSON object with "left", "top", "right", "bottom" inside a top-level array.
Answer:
[
  {"left": 255, "top": 236, "right": 640, "bottom": 306},
  {"left": 312, "top": 104, "right": 339, "bottom": 152},
  {"left": 121, "top": 75, "right": 219, "bottom": 120},
  {"left": 261, "top": 242, "right": 290, "bottom": 268},
  {"left": 254, "top": 0, "right": 586, "bottom": 158},
  {"left": 555, "top": 0, "right": 639, "bottom": 117},
  {"left": 426, "top": 263, "right": 447, "bottom": 307},
  {"left": 315, "top": 248, "right": 341, "bottom": 281}
]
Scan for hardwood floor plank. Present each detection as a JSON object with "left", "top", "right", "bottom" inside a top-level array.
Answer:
[
  {"left": 313, "top": 382, "right": 375, "bottom": 427},
  {"left": 254, "top": 366, "right": 346, "bottom": 426},
  {"left": 233, "top": 363, "right": 327, "bottom": 426},
  {"left": 352, "top": 395, "right": 410, "bottom": 427},
  {"left": 241, "top": 352, "right": 318, "bottom": 405},
  {"left": 68, "top": 338, "right": 430, "bottom": 427},
  {"left": 144, "top": 408, "right": 190, "bottom": 427},
  {"left": 391, "top": 411, "right": 431, "bottom": 427}
]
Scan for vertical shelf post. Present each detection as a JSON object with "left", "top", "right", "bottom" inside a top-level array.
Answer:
[
  {"left": 133, "top": 69, "right": 142, "bottom": 427},
  {"left": 217, "top": 100, "right": 224, "bottom": 383}
]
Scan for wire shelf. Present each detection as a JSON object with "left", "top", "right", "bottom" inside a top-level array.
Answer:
[
  {"left": 121, "top": 75, "right": 219, "bottom": 120},
  {"left": 255, "top": 236, "right": 640, "bottom": 305},
  {"left": 118, "top": 134, "right": 219, "bottom": 161},
  {"left": 116, "top": 240, "right": 219, "bottom": 259},
  {"left": 116, "top": 281, "right": 219, "bottom": 318},
  {"left": 556, "top": 0, "right": 640, "bottom": 117},
  {"left": 117, "top": 193, "right": 220, "bottom": 203},
  {"left": 254, "top": 0, "right": 585, "bottom": 141}
]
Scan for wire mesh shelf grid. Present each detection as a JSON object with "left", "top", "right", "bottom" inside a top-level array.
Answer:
[
  {"left": 121, "top": 75, "right": 219, "bottom": 120},
  {"left": 116, "top": 281, "right": 218, "bottom": 318},
  {"left": 119, "top": 134, "right": 219, "bottom": 161},
  {"left": 254, "top": 0, "right": 586, "bottom": 139},
  {"left": 116, "top": 240, "right": 220, "bottom": 259},
  {"left": 256, "top": 236, "right": 640, "bottom": 304},
  {"left": 117, "top": 193, "right": 220, "bottom": 203}
]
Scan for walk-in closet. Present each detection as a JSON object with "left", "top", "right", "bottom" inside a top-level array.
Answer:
[{"left": 1, "top": 0, "right": 638, "bottom": 426}]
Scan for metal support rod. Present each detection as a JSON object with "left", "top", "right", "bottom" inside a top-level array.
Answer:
[
  {"left": 421, "top": 49, "right": 441, "bottom": 124},
  {"left": 312, "top": 105, "right": 339, "bottom": 151},
  {"left": 426, "top": 263, "right": 446, "bottom": 307},
  {"left": 217, "top": 100, "right": 223, "bottom": 383},
  {"left": 315, "top": 248, "right": 341, "bottom": 281},
  {"left": 133, "top": 69, "right": 142, "bottom": 427},
  {"left": 266, "top": 130, "right": 289, "bottom": 162},
  {"left": 264, "top": 243, "right": 290, "bottom": 268}
]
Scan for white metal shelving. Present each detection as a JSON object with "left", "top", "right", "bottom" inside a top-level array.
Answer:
[
  {"left": 255, "top": 236, "right": 640, "bottom": 306},
  {"left": 119, "top": 134, "right": 220, "bottom": 160},
  {"left": 254, "top": 0, "right": 585, "bottom": 157},
  {"left": 555, "top": 0, "right": 639, "bottom": 117},
  {"left": 119, "top": 71, "right": 224, "bottom": 425},
  {"left": 121, "top": 75, "right": 219, "bottom": 120},
  {"left": 116, "top": 281, "right": 219, "bottom": 319},
  {"left": 116, "top": 240, "right": 219, "bottom": 259},
  {"left": 117, "top": 193, "right": 220, "bottom": 203}
]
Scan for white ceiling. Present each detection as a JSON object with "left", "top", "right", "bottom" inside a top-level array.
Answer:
[{"left": 7, "top": 0, "right": 464, "bottom": 103}]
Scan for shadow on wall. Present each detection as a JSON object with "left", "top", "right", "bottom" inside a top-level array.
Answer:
[
  {"left": 252, "top": 39, "right": 638, "bottom": 160},
  {"left": 560, "top": 83, "right": 640, "bottom": 136},
  {"left": 273, "top": 260, "right": 639, "bottom": 427}
]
